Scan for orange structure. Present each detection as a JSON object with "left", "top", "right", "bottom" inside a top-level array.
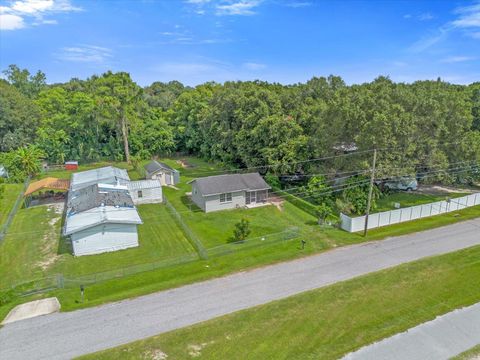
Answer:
[{"left": 24, "top": 177, "right": 70, "bottom": 196}]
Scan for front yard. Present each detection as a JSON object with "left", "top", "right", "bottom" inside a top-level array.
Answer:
[
  {"left": 80, "top": 244, "right": 480, "bottom": 360},
  {"left": 0, "top": 203, "right": 195, "bottom": 288},
  {"left": 1, "top": 156, "right": 480, "bottom": 320}
]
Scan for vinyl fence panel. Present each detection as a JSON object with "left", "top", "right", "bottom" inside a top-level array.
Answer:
[{"left": 340, "top": 193, "right": 480, "bottom": 233}]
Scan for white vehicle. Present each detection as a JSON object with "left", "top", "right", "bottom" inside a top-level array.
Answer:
[{"left": 383, "top": 177, "right": 418, "bottom": 191}]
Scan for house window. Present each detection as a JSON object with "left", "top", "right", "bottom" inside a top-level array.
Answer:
[
  {"left": 138, "top": 190, "right": 143, "bottom": 198},
  {"left": 220, "top": 193, "right": 232, "bottom": 203}
]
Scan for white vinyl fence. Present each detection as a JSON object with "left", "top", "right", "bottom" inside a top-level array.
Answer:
[{"left": 340, "top": 193, "right": 480, "bottom": 233}]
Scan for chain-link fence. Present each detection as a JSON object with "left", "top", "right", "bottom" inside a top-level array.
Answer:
[
  {"left": 164, "top": 196, "right": 208, "bottom": 259},
  {"left": 206, "top": 227, "right": 300, "bottom": 257},
  {"left": 0, "top": 177, "right": 30, "bottom": 243}
]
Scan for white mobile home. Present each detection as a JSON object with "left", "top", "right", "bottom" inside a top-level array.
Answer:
[
  {"left": 144, "top": 161, "right": 180, "bottom": 186},
  {"left": 127, "top": 180, "right": 163, "bottom": 205},
  {"left": 189, "top": 173, "right": 271, "bottom": 213},
  {"left": 64, "top": 183, "right": 142, "bottom": 256}
]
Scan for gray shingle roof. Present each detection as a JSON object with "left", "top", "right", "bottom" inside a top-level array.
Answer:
[
  {"left": 144, "top": 160, "right": 177, "bottom": 175},
  {"left": 190, "top": 173, "right": 270, "bottom": 196},
  {"left": 67, "top": 184, "right": 134, "bottom": 215}
]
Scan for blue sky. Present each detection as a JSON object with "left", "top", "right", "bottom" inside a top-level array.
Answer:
[{"left": 1, "top": 0, "right": 480, "bottom": 86}]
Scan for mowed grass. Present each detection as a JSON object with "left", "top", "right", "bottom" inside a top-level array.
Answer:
[
  {"left": 80, "top": 245, "right": 480, "bottom": 360},
  {"left": 0, "top": 183, "right": 23, "bottom": 226},
  {"left": 0, "top": 203, "right": 195, "bottom": 288},
  {"left": 37, "top": 160, "right": 147, "bottom": 181},
  {"left": 375, "top": 191, "right": 470, "bottom": 213},
  {"left": 453, "top": 344, "right": 480, "bottom": 359},
  {"left": 162, "top": 158, "right": 328, "bottom": 249}
]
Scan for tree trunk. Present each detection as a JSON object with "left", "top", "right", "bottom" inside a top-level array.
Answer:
[{"left": 121, "top": 113, "right": 130, "bottom": 163}]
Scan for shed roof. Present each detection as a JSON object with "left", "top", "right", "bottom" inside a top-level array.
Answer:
[
  {"left": 189, "top": 173, "right": 270, "bottom": 196},
  {"left": 144, "top": 160, "right": 177, "bottom": 175},
  {"left": 70, "top": 166, "right": 129, "bottom": 191},
  {"left": 25, "top": 177, "right": 70, "bottom": 196},
  {"left": 127, "top": 179, "right": 162, "bottom": 191}
]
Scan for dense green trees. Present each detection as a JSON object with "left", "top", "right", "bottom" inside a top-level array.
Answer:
[{"left": 0, "top": 65, "right": 478, "bottom": 189}]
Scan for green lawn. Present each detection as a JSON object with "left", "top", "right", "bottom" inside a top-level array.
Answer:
[
  {"left": 0, "top": 183, "right": 23, "bottom": 227},
  {"left": 80, "top": 245, "right": 480, "bottom": 360},
  {"left": 375, "top": 192, "right": 470, "bottom": 213},
  {"left": 162, "top": 158, "right": 329, "bottom": 249},
  {"left": 0, "top": 203, "right": 195, "bottom": 288},
  {"left": 1, "top": 156, "right": 480, "bottom": 322},
  {"left": 453, "top": 345, "right": 480, "bottom": 359},
  {"left": 37, "top": 161, "right": 147, "bottom": 181}
]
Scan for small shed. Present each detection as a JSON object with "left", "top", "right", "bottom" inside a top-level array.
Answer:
[
  {"left": 65, "top": 161, "right": 78, "bottom": 171},
  {"left": 144, "top": 161, "right": 180, "bottom": 186},
  {"left": 127, "top": 180, "right": 163, "bottom": 205}
]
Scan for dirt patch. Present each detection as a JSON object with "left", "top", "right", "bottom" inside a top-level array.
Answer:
[
  {"left": 269, "top": 195, "right": 285, "bottom": 211},
  {"left": 187, "top": 341, "right": 214, "bottom": 358},
  {"left": 143, "top": 349, "right": 168, "bottom": 360},
  {"left": 37, "top": 203, "right": 63, "bottom": 270},
  {"left": 176, "top": 159, "right": 195, "bottom": 168},
  {"left": 417, "top": 184, "right": 476, "bottom": 195}
]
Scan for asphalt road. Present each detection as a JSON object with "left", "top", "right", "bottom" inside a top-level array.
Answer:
[
  {"left": 343, "top": 302, "right": 480, "bottom": 360},
  {"left": 2, "top": 218, "right": 480, "bottom": 360}
]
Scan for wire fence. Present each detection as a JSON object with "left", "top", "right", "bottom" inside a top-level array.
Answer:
[
  {"left": 0, "top": 227, "right": 300, "bottom": 302},
  {"left": 164, "top": 196, "right": 208, "bottom": 260},
  {"left": 0, "top": 177, "right": 30, "bottom": 243},
  {"left": 206, "top": 227, "right": 300, "bottom": 258}
]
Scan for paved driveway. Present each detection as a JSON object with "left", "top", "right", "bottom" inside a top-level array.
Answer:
[
  {"left": 1, "top": 218, "right": 480, "bottom": 359},
  {"left": 343, "top": 302, "right": 480, "bottom": 360}
]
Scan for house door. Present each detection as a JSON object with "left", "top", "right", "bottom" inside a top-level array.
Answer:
[{"left": 246, "top": 191, "right": 256, "bottom": 204}]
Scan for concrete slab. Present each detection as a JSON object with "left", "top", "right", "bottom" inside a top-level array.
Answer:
[{"left": 2, "top": 298, "right": 60, "bottom": 325}]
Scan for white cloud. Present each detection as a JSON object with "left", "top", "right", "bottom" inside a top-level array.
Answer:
[
  {"left": 216, "top": 0, "right": 262, "bottom": 16},
  {"left": 55, "top": 45, "right": 112, "bottom": 63},
  {"left": 284, "top": 2, "right": 311, "bottom": 8},
  {"left": 185, "top": 0, "right": 211, "bottom": 3},
  {"left": 0, "top": 13, "right": 25, "bottom": 30},
  {"left": 243, "top": 62, "right": 266, "bottom": 70},
  {"left": 418, "top": 13, "right": 434, "bottom": 21},
  {"left": 0, "top": 0, "right": 81, "bottom": 31},
  {"left": 452, "top": 2, "right": 480, "bottom": 28},
  {"left": 440, "top": 56, "right": 475, "bottom": 63}
]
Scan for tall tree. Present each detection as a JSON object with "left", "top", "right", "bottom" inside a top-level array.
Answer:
[{"left": 93, "top": 72, "right": 143, "bottom": 163}]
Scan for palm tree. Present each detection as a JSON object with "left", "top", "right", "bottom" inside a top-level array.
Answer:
[{"left": 14, "top": 145, "right": 44, "bottom": 177}]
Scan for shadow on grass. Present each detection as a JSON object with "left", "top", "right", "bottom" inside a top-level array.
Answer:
[{"left": 180, "top": 195, "right": 202, "bottom": 212}]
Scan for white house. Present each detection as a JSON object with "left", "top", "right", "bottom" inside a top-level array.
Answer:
[
  {"left": 64, "top": 183, "right": 142, "bottom": 256},
  {"left": 188, "top": 173, "right": 271, "bottom": 213},
  {"left": 127, "top": 180, "right": 163, "bottom": 205},
  {"left": 144, "top": 160, "right": 180, "bottom": 186}
]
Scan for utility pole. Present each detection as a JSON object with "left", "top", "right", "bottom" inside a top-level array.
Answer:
[{"left": 363, "top": 148, "right": 377, "bottom": 237}]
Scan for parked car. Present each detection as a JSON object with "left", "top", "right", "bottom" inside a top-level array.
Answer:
[{"left": 383, "top": 177, "right": 418, "bottom": 191}]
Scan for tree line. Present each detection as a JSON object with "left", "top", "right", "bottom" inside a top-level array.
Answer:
[{"left": 1, "top": 64, "right": 479, "bottom": 185}]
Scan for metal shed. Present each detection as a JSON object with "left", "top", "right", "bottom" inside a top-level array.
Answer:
[
  {"left": 70, "top": 166, "right": 129, "bottom": 191},
  {"left": 127, "top": 180, "right": 163, "bottom": 205}
]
